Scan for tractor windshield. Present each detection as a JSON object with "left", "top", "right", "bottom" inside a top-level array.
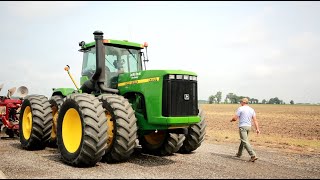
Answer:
[{"left": 81, "top": 45, "right": 142, "bottom": 87}]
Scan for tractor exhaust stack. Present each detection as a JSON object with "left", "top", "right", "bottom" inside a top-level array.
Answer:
[
  {"left": 80, "top": 31, "right": 118, "bottom": 94},
  {"left": 94, "top": 31, "right": 119, "bottom": 94}
]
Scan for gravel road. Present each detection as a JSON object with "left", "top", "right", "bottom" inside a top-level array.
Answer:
[{"left": 0, "top": 136, "right": 319, "bottom": 179}]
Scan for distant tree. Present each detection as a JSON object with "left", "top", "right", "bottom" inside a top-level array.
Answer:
[
  {"left": 225, "top": 93, "right": 231, "bottom": 103},
  {"left": 290, "top": 100, "right": 294, "bottom": 105},
  {"left": 225, "top": 93, "right": 258, "bottom": 104},
  {"left": 268, "top": 98, "right": 274, "bottom": 104},
  {"left": 208, "top": 95, "right": 215, "bottom": 104},
  {"left": 251, "top": 98, "right": 259, "bottom": 104},
  {"left": 226, "top": 93, "right": 238, "bottom": 104},
  {"left": 248, "top": 97, "right": 258, "bottom": 104},
  {"left": 215, "top": 91, "right": 222, "bottom": 104},
  {"left": 262, "top": 99, "right": 267, "bottom": 104},
  {"left": 224, "top": 97, "right": 229, "bottom": 104},
  {"left": 268, "top": 97, "right": 281, "bottom": 104}
]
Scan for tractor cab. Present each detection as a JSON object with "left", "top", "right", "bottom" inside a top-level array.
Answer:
[{"left": 79, "top": 39, "right": 147, "bottom": 91}]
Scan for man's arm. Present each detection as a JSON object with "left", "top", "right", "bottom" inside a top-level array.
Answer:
[
  {"left": 252, "top": 115, "right": 260, "bottom": 134},
  {"left": 230, "top": 114, "right": 238, "bottom": 122}
]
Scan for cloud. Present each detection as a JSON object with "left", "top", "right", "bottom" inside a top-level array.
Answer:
[
  {"left": 251, "top": 65, "right": 274, "bottom": 78},
  {"left": 288, "top": 31, "right": 320, "bottom": 51},
  {"left": 222, "top": 6, "right": 272, "bottom": 48}
]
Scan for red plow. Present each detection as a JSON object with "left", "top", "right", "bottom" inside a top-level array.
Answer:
[{"left": 0, "top": 84, "right": 28, "bottom": 138}]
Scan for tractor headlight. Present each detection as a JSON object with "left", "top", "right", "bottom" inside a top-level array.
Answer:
[
  {"left": 169, "top": 74, "right": 197, "bottom": 81},
  {"left": 169, "top": 74, "right": 175, "bottom": 79},
  {"left": 176, "top": 75, "right": 183, "bottom": 79},
  {"left": 189, "top": 76, "right": 197, "bottom": 81}
]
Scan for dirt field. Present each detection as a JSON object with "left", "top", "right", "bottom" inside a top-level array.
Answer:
[{"left": 200, "top": 104, "right": 320, "bottom": 155}]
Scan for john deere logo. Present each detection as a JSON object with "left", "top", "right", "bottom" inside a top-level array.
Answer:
[{"left": 184, "top": 94, "right": 190, "bottom": 101}]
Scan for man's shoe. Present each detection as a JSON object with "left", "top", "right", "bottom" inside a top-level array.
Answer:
[
  {"left": 250, "top": 156, "right": 258, "bottom": 162},
  {"left": 235, "top": 153, "right": 241, "bottom": 158}
]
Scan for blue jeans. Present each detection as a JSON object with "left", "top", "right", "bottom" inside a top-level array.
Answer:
[{"left": 237, "top": 126, "right": 256, "bottom": 157}]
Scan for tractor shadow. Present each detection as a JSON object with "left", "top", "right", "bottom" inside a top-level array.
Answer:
[
  {"left": 0, "top": 136, "right": 19, "bottom": 140},
  {"left": 40, "top": 147, "right": 176, "bottom": 167},
  {"left": 127, "top": 147, "right": 176, "bottom": 167},
  {"left": 39, "top": 147, "right": 62, "bottom": 163},
  {"left": 9, "top": 141, "right": 23, "bottom": 149},
  {"left": 9, "top": 141, "right": 62, "bottom": 163},
  {"left": 9, "top": 140, "right": 176, "bottom": 167}
]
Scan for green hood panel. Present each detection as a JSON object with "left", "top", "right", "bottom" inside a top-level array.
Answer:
[
  {"left": 52, "top": 88, "right": 75, "bottom": 97},
  {"left": 118, "top": 70, "right": 199, "bottom": 126}
]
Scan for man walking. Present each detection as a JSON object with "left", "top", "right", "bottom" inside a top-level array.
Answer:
[{"left": 230, "top": 98, "right": 260, "bottom": 162}]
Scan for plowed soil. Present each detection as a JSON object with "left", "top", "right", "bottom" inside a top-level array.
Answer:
[{"left": 200, "top": 104, "right": 320, "bottom": 154}]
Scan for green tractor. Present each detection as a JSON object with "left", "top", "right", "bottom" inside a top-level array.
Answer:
[{"left": 19, "top": 31, "right": 207, "bottom": 167}]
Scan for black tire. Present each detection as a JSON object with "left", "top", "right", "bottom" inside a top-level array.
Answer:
[
  {"left": 178, "top": 109, "right": 207, "bottom": 154},
  {"left": 57, "top": 93, "right": 108, "bottom": 167},
  {"left": 48, "top": 95, "right": 64, "bottom": 147},
  {"left": 5, "top": 128, "right": 15, "bottom": 138},
  {"left": 139, "top": 130, "right": 185, "bottom": 156},
  {"left": 98, "top": 94, "right": 138, "bottom": 163},
  {"left": 14, "top": 129, "right": 19, "bottom": 137},
  {"left": 19, "top": 95, "right": 53, "bottom": 150}
]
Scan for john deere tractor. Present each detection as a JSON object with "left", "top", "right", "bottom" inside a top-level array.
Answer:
[{"left": 19, "top": 31, "right": 207, "bottom": 167}]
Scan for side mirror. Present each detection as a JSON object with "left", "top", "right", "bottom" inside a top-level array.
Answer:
[{"left": 79, "top": 41, "right": 86, "bottom": 47}]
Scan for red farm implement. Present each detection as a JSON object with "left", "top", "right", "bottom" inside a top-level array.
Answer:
[{"left": 0, "top": 84, "right": 28, "bottom": 138}]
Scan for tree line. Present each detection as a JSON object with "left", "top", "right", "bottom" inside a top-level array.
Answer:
[{"left": 208, "top": 91, "right": 295, "bottom": 104}]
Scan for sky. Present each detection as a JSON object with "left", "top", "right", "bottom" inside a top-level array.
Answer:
[{"left": 0, "top": 1, "right": 320, "bottom": 104}]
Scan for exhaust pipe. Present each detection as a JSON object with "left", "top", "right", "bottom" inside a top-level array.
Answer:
[
  {"left": 80, "top": 31, "right": 118, "bottom": 94},
  {"left": 93, "top": 31, "right": 118, "bottom": 94}
]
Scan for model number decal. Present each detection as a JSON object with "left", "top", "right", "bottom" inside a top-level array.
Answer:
[
  {"left": 118, "top": 77, "right": 160, "bottom": 87},
  {"left": 130, "top": 72, "right": 141, "bottom": 79}
]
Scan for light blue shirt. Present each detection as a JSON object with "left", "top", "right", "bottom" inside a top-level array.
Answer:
[{"left": 236, "top": 105, "right": 256, "bottom": 127}]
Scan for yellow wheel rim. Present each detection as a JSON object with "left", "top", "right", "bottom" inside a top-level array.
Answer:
[
  {"left": 106, "top": 111, "right": 114, "bottom": 146},
  {"left": 144, "top": 131, "right": 165, "bottom": 145},
  {"left": 62, "top": 108, "right": 82, "bottom": 153},
  {"left": 22, "top": 106, "right": 32, "bottom": 140},
  {"left": 51, "top": 105, "right": 58, "bottom": 140}
]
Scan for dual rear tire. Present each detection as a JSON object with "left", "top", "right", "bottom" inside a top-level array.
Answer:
[
  {"left": 19, "top": 95, "right": 53, "bottom": 150},
  {"left": 48, "top": 95, "right": 64, "bottom": 147},
  {"left": 98, "top": 94, "right": 138, "bottom": 163},
  {"left": 19, "top": 93, "right": 108, "bottom": 167},
  {"left": 19, "top": 93, "right": 138, "bottom": 167}
]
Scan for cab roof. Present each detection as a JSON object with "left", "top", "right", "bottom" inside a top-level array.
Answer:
[{"left": 81, "top": 39, "right": 145, "bottom": 50}]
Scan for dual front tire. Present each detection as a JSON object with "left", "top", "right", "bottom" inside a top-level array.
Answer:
[
  {"left": 56, "top": 93, "right": 108, "bottom": 167},
  {"left": 139, "top": 109, "right": 207, "bottom": 155}
]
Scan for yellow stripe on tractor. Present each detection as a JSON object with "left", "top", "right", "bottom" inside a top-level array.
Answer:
[{"left": 118, "top": 77, "right": 160, "bottom": 87}]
